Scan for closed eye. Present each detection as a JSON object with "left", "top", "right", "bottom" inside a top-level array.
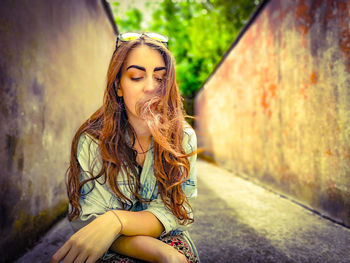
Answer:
[{"left": 131, "top": 77, "right": 142, "bottom": 81}]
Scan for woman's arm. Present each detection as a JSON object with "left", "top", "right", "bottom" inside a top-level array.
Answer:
[
  {"left": 51, "top": 209, "right": 184, "bottom": 263},
  {"left": 50, "top": 210, "right": 174, "bottom": 263},
  {"left": 105, "top": 210, "right": 187, "bottom": 262},
  {"left": 109, "top": 235, "right": 187, "bottom": 263},
  {"left": 112, "top": 210, "right": 164, "bottom": 237}
]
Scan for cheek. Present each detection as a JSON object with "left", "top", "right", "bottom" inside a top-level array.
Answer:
[
  {"left": 123, "top": 95, "right": 137, "bottom": 114},
  {"left": 123, "top": 80, "right": 143, "bottom": 98},
  {"left": 121, "top": 85, "right": 139, "bottom": 112}
]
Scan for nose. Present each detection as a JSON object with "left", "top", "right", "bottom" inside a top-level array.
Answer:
[{"left": 143, "top": 77, "right": 157, "bottom": 93}]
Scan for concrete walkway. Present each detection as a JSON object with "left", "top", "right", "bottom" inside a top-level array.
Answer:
[{"left": 16, "top": 160, "right": 350, "bottom": 263}]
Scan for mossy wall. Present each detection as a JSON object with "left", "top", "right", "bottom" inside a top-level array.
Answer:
[
  {"left": 0, "top": 1, "right": 116, "bottom": 261},
  {"left": 195, "top": 0, "right": 350, "bottom": 227}
]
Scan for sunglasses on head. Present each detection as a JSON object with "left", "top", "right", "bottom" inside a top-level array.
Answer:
[{"left": 115, "top": 32, "right": 169, "bottom": 50}]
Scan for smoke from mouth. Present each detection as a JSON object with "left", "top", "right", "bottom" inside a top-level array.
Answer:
[
  {"left": 136, "top": 93, "right": 165, "bottom": 131},
  {"left": 135, "top": 92, "right": 180, "bottom": 156}
]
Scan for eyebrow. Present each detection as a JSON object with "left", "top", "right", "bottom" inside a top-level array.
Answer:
[{"left": 126, "top": 65, "right": 167, "bottom": 72}]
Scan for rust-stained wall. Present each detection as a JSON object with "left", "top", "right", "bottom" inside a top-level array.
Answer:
[
  {"left": 195, "top": 0, "right": 350, "bottom": 227},
  {"left": 0, "top": 1, "right": 116, "bottom": 261}
]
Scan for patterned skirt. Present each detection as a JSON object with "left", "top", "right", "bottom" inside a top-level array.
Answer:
[{"left": 96, "top": 232, "right": 199, "bottom": 263}]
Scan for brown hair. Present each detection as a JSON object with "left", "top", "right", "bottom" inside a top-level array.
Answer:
[{"left": 66, "top": 36, "right": 195, "bottom": 225}]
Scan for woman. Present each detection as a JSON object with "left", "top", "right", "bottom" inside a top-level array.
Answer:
[{"left": 50, "top": 32, "right": 199, "bottom": 263}]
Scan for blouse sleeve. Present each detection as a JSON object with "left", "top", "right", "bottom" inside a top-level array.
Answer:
[
  {"left": 144, "top": 127, "right": 198, "bottom": 237},
  {"left": 69, "top": 134, "right": 111, "bottom": 233}
]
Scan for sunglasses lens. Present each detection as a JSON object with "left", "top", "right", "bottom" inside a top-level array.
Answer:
[
  {"left": 119, "top": 32, "right": 141, "bottom": 41},
  {"left": 145, "top": 32, "right": 168, "bottom": 43}
]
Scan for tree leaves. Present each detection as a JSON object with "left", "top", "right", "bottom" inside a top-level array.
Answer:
[{"left": 111, "top": 0, "right": 260, "bottom": 100}]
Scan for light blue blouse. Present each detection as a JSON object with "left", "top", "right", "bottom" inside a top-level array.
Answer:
[{"left": 69, "top": 125, "right": 199, "bottom": 261}]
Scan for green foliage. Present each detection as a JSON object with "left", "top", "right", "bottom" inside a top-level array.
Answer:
[
  {"left": 112, "top": 2, "right": 143, "bottom": 31},
  {"left": 111, "top": 0, "right": 260, "bottom": 100}
]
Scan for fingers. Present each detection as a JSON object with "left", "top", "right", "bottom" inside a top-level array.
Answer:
[
  {"left": 85, "top": 255, "right": 100, "bottom": 263},
  {"left": 50, "top": 239, "right": 82, "bottom": 263},
  {"left": 65, "top": 240, "right": 100, "bottom": 263},
  {"left": 50, "top": 241, "right": 72, "bottom": 263},
  {"left": 72, "top": 244, "right": 101, "bottom": 263},
  {"left": 72, "top": 251, "right": 90, "bottom": 263},
  {"left": 50, "top": 243, "right": 97, "bottom": 263},
  {"left": 62, "top": 247, "right": 79, "bottom": 263}
]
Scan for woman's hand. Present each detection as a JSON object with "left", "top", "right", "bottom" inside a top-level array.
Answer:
[{"left": 50, "top": 211, "right": 121, "bottom": 263}]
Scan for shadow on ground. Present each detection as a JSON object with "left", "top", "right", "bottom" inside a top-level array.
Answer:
[{"left": 190, "top": 178, "right": 293, "bottom": 263}]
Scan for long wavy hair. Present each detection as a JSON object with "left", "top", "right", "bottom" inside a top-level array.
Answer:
[{"left": 66, "top": 35, "right": 195, "bottom": 225}]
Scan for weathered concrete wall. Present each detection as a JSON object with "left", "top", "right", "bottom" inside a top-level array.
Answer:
[
  {"left": 195, "top": 0, "right": 350, "bottom": 227},
  {"left": 0, "top": 1, "right": 116, "bottom": 261}
]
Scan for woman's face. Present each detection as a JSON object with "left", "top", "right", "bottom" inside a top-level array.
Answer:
[{"left": 118, "top": 45, "right": 166, "bottom": 120}]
